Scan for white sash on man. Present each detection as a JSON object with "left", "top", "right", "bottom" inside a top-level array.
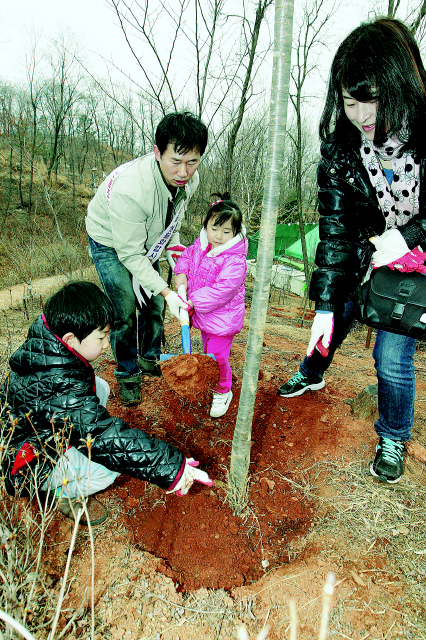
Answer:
[
  {"left": 132, "top": 197, "right": 186, "bottom": 307},
  {"left": 105, "top": 157, "right": 187, "bottom": 306}
]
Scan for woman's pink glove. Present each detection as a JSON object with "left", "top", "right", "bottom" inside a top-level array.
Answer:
[
  {"left": 166, "top": 458, "right": 213, "bottom": 497},
  {"left": 386, "top": 249, "right": 426, "bottom": 273},
  {"left": 307, "top": 313, "right": 334, "bottom": 357}
]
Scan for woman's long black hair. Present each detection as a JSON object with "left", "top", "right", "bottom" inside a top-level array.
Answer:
[{"left": 319, "top": 18, "right": 426, "bottom": 154}]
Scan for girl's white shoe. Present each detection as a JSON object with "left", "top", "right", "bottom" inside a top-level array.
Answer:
[{"left": 210, "top": 390, "right": 233, "bottom": 418}]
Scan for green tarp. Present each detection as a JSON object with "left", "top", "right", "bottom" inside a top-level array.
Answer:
[
  {"left": 283, "top": 225, "right": 320, "bottom": 262},
  {"left": 247, "top": 223, "right": 317, "bottom": 260}
]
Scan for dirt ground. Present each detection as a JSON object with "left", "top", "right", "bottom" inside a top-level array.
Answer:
[{"left": 1, "top": 271, "right": 426, "bottom": 640}]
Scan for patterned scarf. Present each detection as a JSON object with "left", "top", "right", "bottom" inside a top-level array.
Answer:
[{"left": 360, "top": 134, "right": 420, "bottom": 229}]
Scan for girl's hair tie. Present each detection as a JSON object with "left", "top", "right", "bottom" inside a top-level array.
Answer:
[{"left": 209, "top": 199, "right": 223, "bottom": 208}]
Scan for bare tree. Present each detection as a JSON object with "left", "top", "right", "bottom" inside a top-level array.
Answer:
[
  {"left": 288, "top": 0, "right": 337, "bottom": 287},
  {"left": 107, "top": 0, "right": 273, "bottom": 169},
  {"left": 224, "top": 0, "right": 273, "bottom": 193},
  {"left": 40, "top": 34, "right": 82, "bottom": 180},
  {"left": 228, "top": 0, "right": 294, "bottom": 512}
]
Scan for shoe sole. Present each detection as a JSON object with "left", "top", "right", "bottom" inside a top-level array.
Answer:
[
  {"left": 120, "top": 398, "right": 141, "bottom": 406},
  {"left": 369, "top": 463, "right": 402, "bottom": 484},
  {"left": 278, "top": 379, "right": 325, "bottom": 398}
]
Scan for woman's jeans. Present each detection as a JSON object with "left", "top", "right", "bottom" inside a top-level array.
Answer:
[
  {"left": 299, "top": 301, "right": 416, "bottom": 442},
  {"left": 88, "top": 236, "right": 165, "bottom": 379}
]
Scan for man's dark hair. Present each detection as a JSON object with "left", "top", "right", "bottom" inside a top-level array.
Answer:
[
  {"left": 319, "top": 18, "right": 426, "bottom": 154},
  {"left": 44, "top": 281, "right": 114, "bottom": 341},
  {"left": 155, "top": 111, "right": 208, "bottom": 156}
]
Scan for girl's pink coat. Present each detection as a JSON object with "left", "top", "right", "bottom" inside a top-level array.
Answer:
[{"left": 175, "top": 228, "right": 248, "bottom": 336}]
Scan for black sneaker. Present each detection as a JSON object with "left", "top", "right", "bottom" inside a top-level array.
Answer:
[
  {"left": 370, "top": 437, "right": 405, "bottom": 484},
  {"left": 138, "top": 357, "right": 162, "bottom": 377},
  {"left": 277, "top": 371, "right": 325, "bottom": 397}
]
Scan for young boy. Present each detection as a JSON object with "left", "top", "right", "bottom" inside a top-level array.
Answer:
[{"left": 0, "top": 281, "right": 211, "bottom": 526}]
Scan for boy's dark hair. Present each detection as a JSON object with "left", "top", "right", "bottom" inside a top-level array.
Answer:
[
  {"left": 44, "top": 281, "right": 114, "bottom": 341},
  {"left": 319, "top": 17, "right": 426, "bottom": 153},
  {"left": 155, "top": 111, "right": 208, "bottom": 156},
  {"left": 203, "top": 192, "right": 243, "bottom": 236}
]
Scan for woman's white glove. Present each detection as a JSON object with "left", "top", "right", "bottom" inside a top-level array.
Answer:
[
  {"left": 307, "top": 312, "right": 334, "bottom": 357},
  {"left": 166, "top": 458, "right": 213, "bottom": 497},
  {"left": 370, "top": 229, "right": 410, "bottom": 268},
  {"left": 164, "top": 290, "right": 191, "bottom": 320}
]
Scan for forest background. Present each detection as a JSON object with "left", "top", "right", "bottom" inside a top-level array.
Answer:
[
  {"left": 1, "top": 1, "right": 426, "bottom": 639},
  {"left": 2, "top": 0, "right": 426, "bottom": 292}
]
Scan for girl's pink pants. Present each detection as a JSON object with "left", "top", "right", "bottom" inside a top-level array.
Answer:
[{"left": 200, "top": 331, "right": 235, "bottom": 393}]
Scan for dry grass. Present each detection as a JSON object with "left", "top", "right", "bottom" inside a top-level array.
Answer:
[{"left": 273, "top": 456, "right": 426, "bottom": 634}]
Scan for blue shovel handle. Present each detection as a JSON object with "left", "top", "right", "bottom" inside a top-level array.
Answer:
[{"left": 178, "top": 284, "right": 191, "bottom": 355}]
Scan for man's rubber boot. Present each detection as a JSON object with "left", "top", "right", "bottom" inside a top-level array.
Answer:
[{"left": 117, "top": 374, "right": 142, "bottom": 406}]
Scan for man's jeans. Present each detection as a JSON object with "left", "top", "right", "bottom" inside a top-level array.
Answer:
[
  {"left": 88, "top": 236, "right": 165, "bottom": 379},
  {"left": 299, "top": 301, "right": 416, "bottom": 442}
]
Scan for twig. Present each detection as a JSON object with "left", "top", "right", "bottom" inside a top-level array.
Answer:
[
  {"left": 318, "top": 572, "right": 335, "bottom": 640},
  {"left": 289, "top": 598, "right": 298, "bottom": 640},
  {"left": 48, "top": 507, "right": 83, "bottom": 640},
  {"left": 0, "top": 610, "right": 37, "bottom": 640}
]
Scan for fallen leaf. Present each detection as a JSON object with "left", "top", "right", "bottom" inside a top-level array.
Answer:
[
  {"left": 398, "top": 525, "right": 409, "bottom": 535},
  {"left": 405, "top": 440, "right": 426, "bottom": 464}
]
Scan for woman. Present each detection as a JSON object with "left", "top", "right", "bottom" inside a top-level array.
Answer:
[{"left": 280, "top": 18, "right": 426, "bottom": 483}]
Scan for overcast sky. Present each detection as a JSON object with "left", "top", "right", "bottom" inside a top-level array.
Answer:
[
  {"left": 1, "top": 0, "right": 410, "bottom": 124},
  {"left": 2, "top": 0, "right": 128, "bottom": 83},
  {"left": 2, "top": 0, "right": 374, "bottom": 84}
]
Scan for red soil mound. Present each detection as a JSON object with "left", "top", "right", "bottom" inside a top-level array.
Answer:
[{"left": 161, "top": 353, "right": 220, "bottom": 402}]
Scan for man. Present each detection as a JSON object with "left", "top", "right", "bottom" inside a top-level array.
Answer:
[{"left": 86, "top": 111, "right": 208, "bottom": 406}]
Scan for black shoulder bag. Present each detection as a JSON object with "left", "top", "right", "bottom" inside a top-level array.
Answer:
[{"left": 357, "top": 266, "right": 426, "bottom": 339}]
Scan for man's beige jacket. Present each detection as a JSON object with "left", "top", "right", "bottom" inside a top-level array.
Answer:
[{"left": 86, "top": 153, "right": 199, "bottom": 295}]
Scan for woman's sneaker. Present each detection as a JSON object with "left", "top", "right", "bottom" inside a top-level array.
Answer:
[
  {"left": 210, "top": 390, "right": 233, "bottom": 418},
  {"left": 370, "top": 437, "right": 405, "bottom": 484},
  {"left": 277, "top": 371, "right": 325, "bottom": 397}
]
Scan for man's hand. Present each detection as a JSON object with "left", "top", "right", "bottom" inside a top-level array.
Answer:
[
  {"left": 164, "top": 290, "right": 191, "bottom": 320},
  {"left": 166, "top": 458, "right": 213, "bottom": 496},
  {"left": 307, "top": 313, "right": 334, "bottom": 357}
]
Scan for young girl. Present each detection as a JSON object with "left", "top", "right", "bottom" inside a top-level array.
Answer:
[
  {"left": 279, "top": 18, "right": 426, "bottom": 483},
  {"left": 174, "top": 193, "right": 248, "bottom": 417}
]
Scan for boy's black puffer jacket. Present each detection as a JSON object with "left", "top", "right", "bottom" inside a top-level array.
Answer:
[
  {"left": 310, "top": 134, "right": 426, "bottom": 311},
  {"left": 0, "top": 314, "right": 184, "bottom": 495}
]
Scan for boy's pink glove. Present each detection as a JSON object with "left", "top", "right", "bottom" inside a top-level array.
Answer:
[
  {"left": 385, "top": 248, "right": 426, "bottom": 273},
  {"left": 307, "top": 313, "right": 334, "bottom": 357},
  {"left": 166, "top": 244, "right": 186, "bottom": 270},
  {"left": 167, "top": 458, "right": 213, "bottom": 497}
]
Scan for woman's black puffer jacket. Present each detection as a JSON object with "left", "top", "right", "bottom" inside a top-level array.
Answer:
[
  {"left": 0, "top": 314, "right": 184, "bottom": 495},
  {"left": 309, "top": 134, "right": 426, "bottom": 311}
]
